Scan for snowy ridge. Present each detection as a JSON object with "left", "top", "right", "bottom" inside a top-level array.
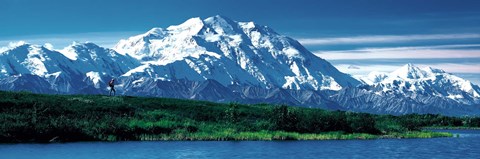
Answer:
[
  {"left": 331, "top": 63, "right": 480, "bottom": 115},
  {"left": 0, "top": 43, "right": 70, "bottom": 77},
  {"left": 360, "top": 63, "right": 480, "bottom": 104},
  {"left": 114, "top": 15, "right": 360, "bottom": 91},
  {"left": 0, "top": 41, "right": 140, "bottom": 94}
]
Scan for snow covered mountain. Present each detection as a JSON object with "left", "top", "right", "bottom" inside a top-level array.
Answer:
[
  {"left": 361, "top": 64, "right": 480, "bottom": 104},
  {"left": 331, "top": 64, "right": 480, "bottom": 116},
  {"left": 0, "top": 41, "right": 139, "bottom": 93},
  {"left": 0, "top": 15, "right": 359, "bottom": 110},
  {"left": 0, "top": 16, "right": 479, "bottom": 116},
  {"left": 114, "top": 15, "right": 360, "bottom": 91}
]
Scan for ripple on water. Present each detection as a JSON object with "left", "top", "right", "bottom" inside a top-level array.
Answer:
[{"left": 0, "top": 130, "right": 479, "bottom": 159}]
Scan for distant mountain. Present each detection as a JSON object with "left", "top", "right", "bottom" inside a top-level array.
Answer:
[
  {"left": 0, "top": 16, "right": 479, "bottom": 116},
  {"left": 361, "top": 64, "right": 479, "bottom": 104},
  {"left": 332, "top": 64, "right": 480, "bottom": 116}
]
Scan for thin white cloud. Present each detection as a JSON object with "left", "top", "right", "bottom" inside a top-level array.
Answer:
[
  {"left": 337, "top": 63, "right": 480, "bottom": 75},
  {"left": 427, "top": 63, "right": 480, "bottom": 73},
  {"left": 298, "top": 33, "right": 480, "bottom": 45},
  {"left": 314, "top": 44, "right": 480, "bottom": 60},
  {"left": 356, "top": 44, "right": 480, "bottom": 52},
  {"left": 336, "top": 64, "right": 400, "bottom": 76}
]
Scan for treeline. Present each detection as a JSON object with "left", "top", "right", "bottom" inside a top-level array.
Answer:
[
  {"left": 390, "top": 114, "right": 480, "bottom": 130},
  {"left": 0, "top": 91, "right": 477, "bottom": 142}
]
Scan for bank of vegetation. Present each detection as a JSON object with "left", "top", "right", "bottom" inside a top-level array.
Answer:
[{"left": 1, "top": 91, "right": 475, "bottom": 143}]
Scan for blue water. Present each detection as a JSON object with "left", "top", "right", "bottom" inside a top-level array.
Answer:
[{"left": 1, "top": 130, "right": 479, "bottom": 159}]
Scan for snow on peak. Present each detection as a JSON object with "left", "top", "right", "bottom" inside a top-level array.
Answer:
[
  {"left": 167, "top": 17, "right": 204, "bottom": 35},
  {"left": 146, "top": 27, "right": 165, "bottom": 35},
  {"left": 8, "top": 41, "right": 29, "bottom": 48},
  {"left": 379, "top": 64, "right": 461, "bottom": 83},
  {"left": 363, "top": 64, "right": 480, "bottom": 103},
  {"left": 114, "top": 18, "right": 205, "bottom": 60},
  {"left": 59, "top": 42, "right": 100, "bottom": 60},
  {"left": 0, "top": 44, "right": 63, "bottom": 77},
  {"left": 113, "top": 15, "right": 360, "bottom": 91},
  {"left": 1, "top": 41, "right": 30, "bottom": 53},
  {"left": 60, "top": 42, "right": 118, "bottom": 61},
  {"left": 390, "top": 63, "right": 429, "bottom": 79},
  {"left": 203, "top": 15, "right": 238, "bottom": 35},
  {"left": 43, "top": 43, "right": 54, "bottom": 50},
  {"left": 59, "top": 42, "right": 86, "bottom": 61}
]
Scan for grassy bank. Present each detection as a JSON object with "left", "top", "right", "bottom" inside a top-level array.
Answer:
[
  {"left": 133, "top": 131, "right": 452, "bottom": 141},
  {"left": 383, "top": 131, "right": 453, "bottom": 139},
  {"left": 423, "top": 126, "right": 480, "bottom": 130},
  {"left": 128, "top": 131, "right": 379, "bottom": 141},
  {"left": 0, "top": 91, "right": 470, "bottom": 143}
]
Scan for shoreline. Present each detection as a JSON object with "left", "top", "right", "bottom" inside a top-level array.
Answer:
[
  {"left": 133, "top": 131, "right": 453, "bottom": 141},
  {"left": 1, "top": 131, "right": 453, "bottom": 143},
  {"left": 423, "top": 127, "right": 480, "bottom": 130}
]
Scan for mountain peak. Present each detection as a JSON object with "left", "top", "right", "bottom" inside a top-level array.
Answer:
[
  {"left": 205, "top": 15, "right": 233, "bottom": 22},
  {"left": 60, "top": 42, "right": 117, "bottom": 61},
  {"left": 166, "top": 17, "right": 204, "bottom": 33},
  {"left": 361, "top": 64, "right": 480, "bottom": 105},
  {"left": 204, "top": 15, "right": 237, "bottom": 25},
  {"left": 401, "top": 63, "right": 418, "bottom": 70},
  {"left": 113, "top": 15, "right": 361, "bottom": 91},
  {"left": 203, "top": 15, "right": 239, "bottom": 35},
  {"left": 1, "top": 41, "right": 31, "bottom": 53},
  {"left": 8, "top": 41, "right": 30, "bottom": 48},
  {"left": 391, "top": 63, "right": 427, "bottom": 79},
  {"left": 68, "top": 41, "right": 100, "bottom": 48},
  {"left": 144, "top": 27, "right": 166, "bottom": 38}
]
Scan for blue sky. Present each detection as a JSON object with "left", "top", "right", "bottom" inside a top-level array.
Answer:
[{"left": 1, "top": 0, "right": 480, "bottom": 84}]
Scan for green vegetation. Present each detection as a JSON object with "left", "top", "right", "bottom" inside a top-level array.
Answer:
[{"left": 0, "top": 91, "right": 475, "bottom": 143}]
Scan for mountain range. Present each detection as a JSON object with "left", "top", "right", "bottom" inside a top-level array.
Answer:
[
  {"left": 1, "top": 15, "right": 479, "bottom": 116},
  {"left": 334, "top": 64, "right": 480, "bottom": 116}
]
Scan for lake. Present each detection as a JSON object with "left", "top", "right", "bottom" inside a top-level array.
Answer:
[{"left": 1, "top": 130, "right": 479, "bottom": 159}]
